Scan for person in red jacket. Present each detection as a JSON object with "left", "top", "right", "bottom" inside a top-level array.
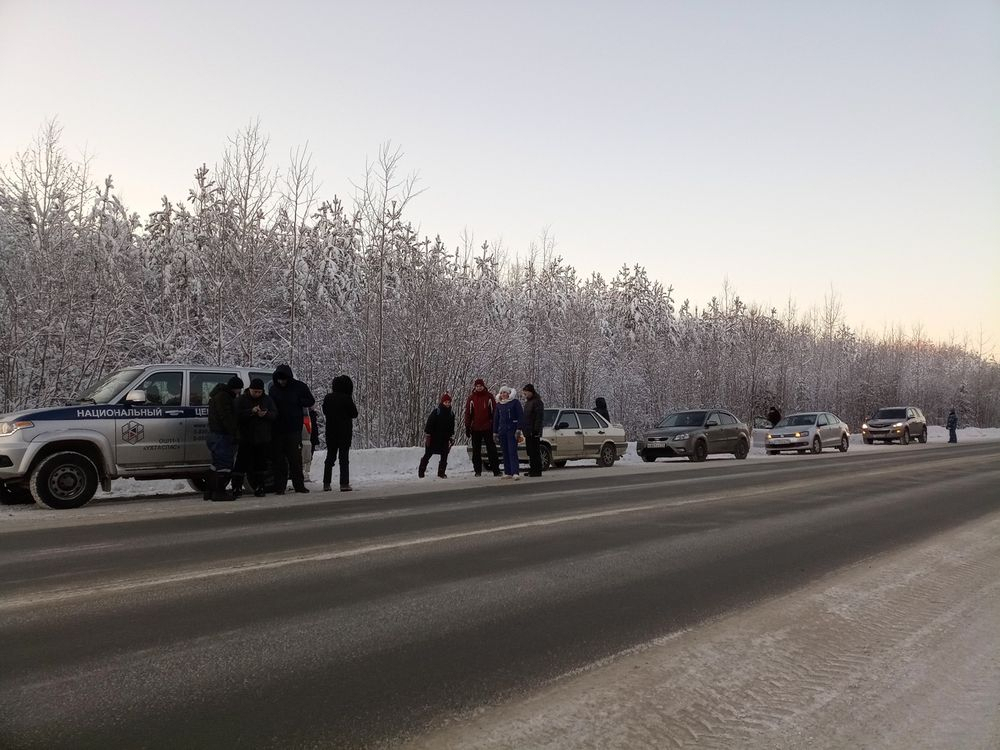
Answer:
[{"left": 464, "top": 378, "right": 501, "bottom": 476}]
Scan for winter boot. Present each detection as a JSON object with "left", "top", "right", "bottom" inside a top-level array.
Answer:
[
  {"left": 210, "top": 472, "right": 235, "bottom": 501},
  {"left": 230, "top": 473, "right": 244, "bottom": 500}
]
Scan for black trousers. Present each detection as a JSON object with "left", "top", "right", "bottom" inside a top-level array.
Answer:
[
  {"left": 419, "top": 447, "right": 449, "bottom": 477},
  {"left": 234, "top": 442, "right": 270, "bottom": 489},
  {"left": 470, "top": 430, "right": 500, "bottom": 474},
  {"left": 525, "top": 434, "right": 543, "bottom": 475},
  {"left": 323, "top": 443, "right": 351, "bottom": 487},
  {"left": 272, "top": 432, "right": 306, "bottom": 491}
]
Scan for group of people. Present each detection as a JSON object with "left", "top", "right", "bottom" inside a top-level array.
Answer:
[
  {"left": 204, "top": 366, "right": 358, "bottom": 501},
  {"left": 418, "top": 381, "right": 548, "bottom": 480}
]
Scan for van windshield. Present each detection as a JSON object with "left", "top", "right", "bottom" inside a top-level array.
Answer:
[{"left": 74, "top": 368, "right": 144, "bottom": 404}]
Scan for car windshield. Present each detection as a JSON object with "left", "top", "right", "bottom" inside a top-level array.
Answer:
[
  {"left": 73, "top": 368, "right": 144, "bottom": 404},
  {"left": 658, "top": 411, "right": 707, "bottom": 428},
  {"left": 874, "top": 408, "right": 907, "bottom": 420},
  {"left": 542, "top": 409, "right": 559, "bottom": 427},
  {"left": 775, "top": 414, "right": 817, "bottom": 427}
]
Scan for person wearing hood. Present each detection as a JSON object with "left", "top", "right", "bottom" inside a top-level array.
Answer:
[
  {"left": 520, "top": 383, "right": 545, "bottom": 476},
  {"left": 766, "top": 406, "right": 782, "bottom": 428},
  {"left": 234, "top": 378, "right": 277, "bottom": 497},
  {"left": 947, "top": 409, "right": 958, "bottom": 443},
  {"left": 323, "top": 375, "right": 359, "bottom": 491},
  {"left": 493, "top": 386, "right": 523, "bottom": 479},
  {"left": 419, "top": 393, "right": 455, "bottom": 478},
  {"left": 464, "top": 378, "right": 501, "bottom": 477},
  {"left": 205, "top": 376, "right": 244, "bottom": 501},
  {"left": 594, "top": 397, "right": 611, "bottom": 423},
  {"left": 269, "top": 364, "right": 315, "bottom": 494}
]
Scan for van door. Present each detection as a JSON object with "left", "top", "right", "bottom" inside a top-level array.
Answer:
[
  {"left": 115, "top": 370, "right": 186, "bottom": 468},
  {"left": 185, "top": 371, "right": 240, "bottom": 465}
]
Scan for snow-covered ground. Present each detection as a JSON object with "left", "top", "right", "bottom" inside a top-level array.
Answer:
[{"left": 2, "top": 427, "right": 998, "bottom": 516}]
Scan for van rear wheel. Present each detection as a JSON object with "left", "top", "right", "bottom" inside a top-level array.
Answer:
[{"left": 30, "top": 452, "right": 99, "bottom": 510}]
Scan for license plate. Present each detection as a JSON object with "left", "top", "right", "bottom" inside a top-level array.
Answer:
[{"left": 771, "top": 438, "right": 791, "bottom": 445}]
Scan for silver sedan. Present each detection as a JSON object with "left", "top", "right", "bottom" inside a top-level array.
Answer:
[{"left": 766, "top": 412, "right": 850, "bottom": 455}]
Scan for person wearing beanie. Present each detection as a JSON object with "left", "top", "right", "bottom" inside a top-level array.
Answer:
[
  {"left": 268, "top": 364, "right": 315, "bottom": 494},
  {"left": 464, "top": 378, "right": 501, "bottom": 477},
  {"left": 519, "top": 383, "right": 545, "bottom": 476},
  {"left": 205, "top": 376, "right": 244, "bottom": 501},
  {"left": 419, "top": 393, "right": 456, "bottom": 478},
  {"left": 322, "top": 375, "right": 359, "bottom": 491},
  {"left": 234, "top": 377, "right": 277, "bottom": 497},
  {"left": 493, "top": 386, "right": 523, "bottom": 479}
]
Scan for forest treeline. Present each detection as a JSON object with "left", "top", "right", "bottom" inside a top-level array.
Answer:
[{"left": 1, "top": 122, "right": 997, "bottom": 445}]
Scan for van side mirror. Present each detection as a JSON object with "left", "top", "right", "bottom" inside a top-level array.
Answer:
[{"left": 125, "top": 389, "right": 147, "bottom": 404}]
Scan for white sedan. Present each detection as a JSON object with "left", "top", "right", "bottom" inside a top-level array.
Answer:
[{"left": 766, "top": 412, "right": 850, "bottom": 455}]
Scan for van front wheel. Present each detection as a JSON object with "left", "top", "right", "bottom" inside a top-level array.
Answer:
[{"left": 30, "top": 452, "right": 99, "bottom": 510}]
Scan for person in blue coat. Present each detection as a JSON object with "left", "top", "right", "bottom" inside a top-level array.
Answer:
[
  {"left": 946, "top": 409, "right": 958, "bottom": 443},
  {"left": 493, "top": 386, "right": 523, "bottom": 479}
]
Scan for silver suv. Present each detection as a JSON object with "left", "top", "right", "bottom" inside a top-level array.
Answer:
[
  {"left": 861, "top": 406, "right": 928, "bottom": 445},
  {"left": 0, "top": 364, "right": 281, "bottom": 509}
]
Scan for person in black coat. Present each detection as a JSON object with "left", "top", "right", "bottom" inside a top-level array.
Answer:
[
  {"left": 946, "top": 409, "right": 958, "bottom": 443},
  {"left": 519, "top": 383, "right": 545, "bottom": 476},
  {"left": 206, "top": 376, "right": 244, "bottom": 501},
  {"left": 234, "top": 378, "right": 277, "bottom": 497},
  {"left": 766, "top": 406, "right": 782, "bottom": 428},
  {"left": 594, "top": 397, "right": 611, "bottom": 423},
  {"left": 323, "top": 375, "right": 358, "bottom": 491},
  {"left": 419, "top": 393, "right": 455, "bottom": 478},
  {"left": 269, "top": 364, "right": 315, "bottom": 494}
]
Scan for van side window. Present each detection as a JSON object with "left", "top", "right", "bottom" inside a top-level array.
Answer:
[
  {"left": 132, "top": 372, "right": 183, "bottom": 406},
  {"left": 190, "top": 372, "right": 239, "bottom": 406}
]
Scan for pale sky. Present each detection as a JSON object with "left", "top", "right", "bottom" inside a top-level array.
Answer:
[{"left": 2, "top": 0, "right": 998, "bottom": 353}]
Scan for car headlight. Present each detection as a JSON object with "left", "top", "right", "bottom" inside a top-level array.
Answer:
[
  {"left": 892, "top": 422, "right": 904, "bottom": 427},
  {"left": 766, "top": 433, "right": 773, "bottom": 439},
  {"left": 861, "top": 423, "right": 869, "bottom": 429},
  {"left": 0, "top": 420, "right": 33, "bottom": 436},
  {"left": 672, "top": 433, "right": 690, "bottom": 441}
]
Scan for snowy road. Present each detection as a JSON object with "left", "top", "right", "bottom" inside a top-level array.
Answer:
[{"left": 1, "top": 442, "right": 998, "bottom": 748}]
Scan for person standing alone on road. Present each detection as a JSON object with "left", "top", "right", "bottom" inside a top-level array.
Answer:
[
  {"left": 206, "top": 376, "right": 244, "bottom": 501},
  {"left": 323, "top": 375, "right": 358, "bottom": 491},
  {"left": 947, "top": 409, "right": 958, "bottom": 443},
  {"left": 493, "top": 386, "right": 522, "bottom": 479},
  {"left": 269, "top": 364, "right": 315, "bottom": 494},
  {"left": 419, "top": 393, "right": 455, "bottom": 479},
  {"left": 234, "top": 378, "right": 277, "bottom": 497},
  {"left": 520, "top": 384, "right": 545, "bottom": 477},
  {"left": 465, "top": 378, "right": 501, "bottom": 477},
  {"left": 594, "top": 397, "right": 611, "bottom": 423}
]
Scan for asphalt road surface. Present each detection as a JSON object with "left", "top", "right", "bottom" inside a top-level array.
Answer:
[{"left": 2, "top": 442, "right": 998, "bottom": 749}]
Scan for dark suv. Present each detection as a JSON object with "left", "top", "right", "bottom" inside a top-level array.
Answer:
[
  {"left": 637, "top": 409, "right": 751, "bottom": 462},
  {"left": 861, "top": 406, "right": 927, "bottom": 445}
]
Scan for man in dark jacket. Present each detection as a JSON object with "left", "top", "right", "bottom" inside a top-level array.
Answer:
[
  {"left": 234, "top": 378, "right": 277, "bottom": 497},
  {"left": 206, "top": 376, "right": 244, "bottom": 501},
  {"left": 323, "top": 375, "right": 359, "bottom": 491},
  {"left": 766, "top": 406, "right": 782, "bottom": 427},
  {"left": 947, "top": 409, "right": 958, "bottom": 443},
  {"left": 464, "top": 378, "right": 501, "bottom": 477},
  {"left": 520, "top": 383, "right": 545, "bottom": 477},
  {"left": 419, "top": 393, "right": 455, "bottom": 478},
  {"left": 594, "top": 397, "right": 611, "bottom": 423},
  {"left": 269, "top": 364, "right": 315, "bottom": 494}
]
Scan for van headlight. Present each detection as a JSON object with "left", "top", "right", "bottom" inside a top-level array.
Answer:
[{"left": 0, "top": 420, "right": 33, "bottom": 436}]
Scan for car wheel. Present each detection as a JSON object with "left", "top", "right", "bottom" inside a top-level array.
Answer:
[
  {"left": 690, "top": 440, "right": 708, "bottom": 462},
  {"left": 597, "top": 443, "right": 617, "bottom": 467},
  {"left": 30, "top": 451, "right": 99, "bottom": 510},
  {"left": 187, "top": 477, "right": 209, "bottom": 494},
  {"left": 838, "top": 434, "right": 849, "bottom": 452},
  {"left": 539, "top": 444, "right": 553, "bottom": 472},
  {"left": 552, "top": 460, "right": 567, "bottom": 468},
  {"left": 917, "top": 428, "right": 927, "bottom": 444},
  {"left": 810, "top": 437, "right": 822, "bottom": 454},
  {"left": 766, "top": 449, "right": 778, "bottom": 456},
  {"left": 863, "top": 437, "right": 873, "bottom": 445},
  {"left": 0, "top": 485, "right": 34, "bottom": 505},
  {"left": 733, "top": 438, "right": 749, "bottom": 459},
  {"left": 901, "top": 428, "right": 910, "bottom": 446},
  {"left": 641, "top": 455, "right": 656, "bottom": 463}
]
